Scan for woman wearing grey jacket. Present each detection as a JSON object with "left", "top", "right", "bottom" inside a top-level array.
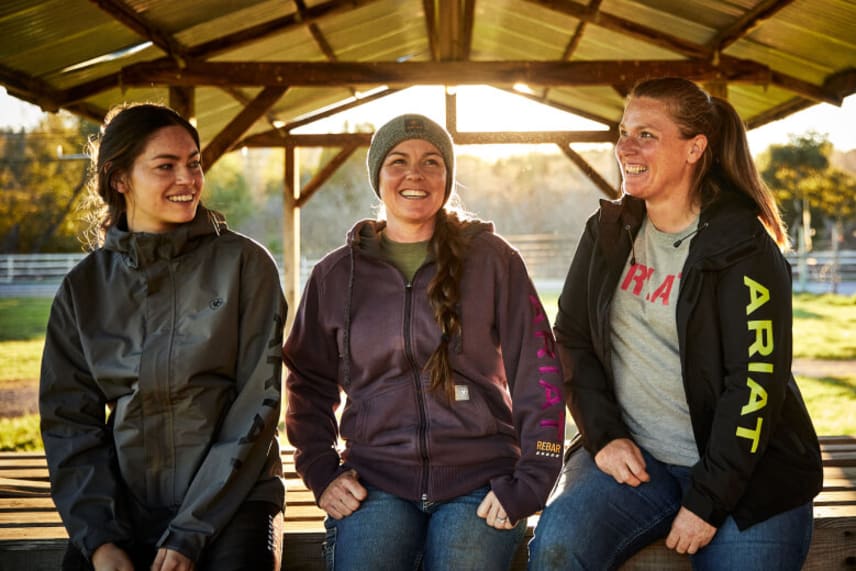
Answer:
[{"left": 39, "top": 103, "right": 286, "bottom": 571}]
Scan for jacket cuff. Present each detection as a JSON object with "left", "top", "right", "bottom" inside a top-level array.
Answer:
[
  {"left": 158, "top": 528, "right": 206, "bottom": 563},
  {"left": 303, "top": 452, "right": 349, "bottom": 503},
  {"left": 489, "top": 475, "right": 541, "bottom": 524},
  {"left": 682, "top": 485, "right": 729, "bottom": 528}
]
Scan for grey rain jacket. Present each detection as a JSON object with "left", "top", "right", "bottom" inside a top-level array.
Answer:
[
  {"left": 555, "top": 187, "right": 822, "bottom": 530},
  {"left": 284, "top": 219, "right": 566, "bottom": 524},
  {"left": 40, "top": 206, "right": 286, "bottom": 561}
]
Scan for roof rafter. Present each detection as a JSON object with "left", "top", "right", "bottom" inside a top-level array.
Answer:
[
  {"left": 89, "top": 0, "right": 188, "bottom": 66},
  {"left": 526, "top": 0, "right": 842, "bottom": 104},
  {"left": 706, "top": 0, "right": 797, "bottom": 53},
  {"left": 201, "top": 86, "right": 288, "bottom": 166}
]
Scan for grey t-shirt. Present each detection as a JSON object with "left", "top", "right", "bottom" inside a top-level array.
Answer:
[{"left": 610, "top": 216, "right": 699, "bottom": 467}]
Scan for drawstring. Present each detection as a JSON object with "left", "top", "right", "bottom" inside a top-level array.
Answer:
[
  {"left": 624, "top": 224, "right": 636, "bottom": 266},
  {"left": 342, "top": 246, "right": 356, "bottom": 390}
]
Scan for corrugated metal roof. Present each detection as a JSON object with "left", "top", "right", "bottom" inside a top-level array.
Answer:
[{"left": 0, "top": 0, "right": 853, "bottom": 152}]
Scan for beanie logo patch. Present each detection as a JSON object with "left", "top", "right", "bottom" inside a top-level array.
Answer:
[{"left": 404, "top": 117, "right": 426, "bottom": 133}]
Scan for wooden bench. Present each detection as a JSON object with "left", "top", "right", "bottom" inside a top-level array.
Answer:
[{"left": 1, "top": 435, "right": 853, "bottom": 571}]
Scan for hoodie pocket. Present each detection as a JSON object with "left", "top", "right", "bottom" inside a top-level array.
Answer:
[{"left": 340, "top": 380, "right": 421, "bottom": 446}]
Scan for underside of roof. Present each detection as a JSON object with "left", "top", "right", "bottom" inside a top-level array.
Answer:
[{"left": 1, "top": 0, "right": 854, "bottom": 165}]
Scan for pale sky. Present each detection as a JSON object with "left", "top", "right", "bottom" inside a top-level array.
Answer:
[{"left": 2, "top": 85, "right": 854, "bottom": 157}]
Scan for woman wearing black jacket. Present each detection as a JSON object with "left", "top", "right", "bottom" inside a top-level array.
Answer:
[{"left": 528, "top": 77, "right": 822, "bottom": 570}]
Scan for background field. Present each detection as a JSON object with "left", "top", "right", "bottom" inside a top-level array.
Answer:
[{"left": 0, "top": 293, "right": 853, "bottom": 451}]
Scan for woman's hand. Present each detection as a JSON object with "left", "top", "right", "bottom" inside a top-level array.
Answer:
[
  {"left": 151, "top": 548, "right": 194, "bottom": 571},
  {"left": 593, "top": 438, "right": 650, "bottom": 487},
  {"left": 92, "top": 542, "right": 134, "bottom": 571},
  {"left": 476, "top": 490, "right": 515, "bottom": 530},
  {"left": 666, "top": 507, "right": 717, "bottom": 554},
  {"left": 319, "top": 470, "right": 367, "bottom": 520}
]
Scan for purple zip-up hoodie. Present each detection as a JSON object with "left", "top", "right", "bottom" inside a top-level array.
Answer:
[{"left": 284, "top": 218, "right": 565, "bottom": 523}]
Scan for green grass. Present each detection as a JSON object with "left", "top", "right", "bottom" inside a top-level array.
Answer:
[
  {"left": 796, "top": 375, "right": 856, "bottom": 436},
  {"left": 0, "top": 293, "right": 853, "bottom": 450},
  {"left": 791, "top": 293, "right": 856, "bottom": 359},
  {"left": 0, "top": 297, "right": 52, "bottom": 341},
  {"left": 0, "top": 414, "right": 42, "bottom": 451},
  {"left": 0, "top": 339, "right": 45, "bottom": 382}
]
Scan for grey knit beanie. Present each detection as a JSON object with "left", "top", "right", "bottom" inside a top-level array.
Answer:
[{"left": 366, "top": 114, "right": 455, "bottom": 200}]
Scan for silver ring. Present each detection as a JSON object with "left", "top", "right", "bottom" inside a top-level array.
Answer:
[{"left": 496, "top": 516, "right": 507, "bottom": 522}]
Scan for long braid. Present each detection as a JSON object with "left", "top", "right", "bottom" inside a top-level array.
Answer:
[{"left": 425, "top": 209, "right": 470, "bottom": 401}]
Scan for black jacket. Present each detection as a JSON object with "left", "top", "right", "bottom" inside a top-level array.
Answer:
[{"left": 554, "top": 188, "right": 822, "bottom": 530}]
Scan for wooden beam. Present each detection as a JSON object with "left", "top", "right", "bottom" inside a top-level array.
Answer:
[
  {"left": 281, "top": 88, "right": 401, "bottom": 132},
  {"left": 501, "top": 87, "right": 617, "bottom": 128},
  {"left": 559, "top": 144, "right": 620, "bottom": 200},
  {"left": 461, "top": 0, "right": 476, "bottom": 60},
  {"left": 118, "top": 59, "right": 772, "bottom": 88},
  {"left": 283, "top": 145, "right": 300, "bottom": 333},
  {"left": 527, "top": 0, "right": 709, "bottom": 60},
  {"left": 89, "top": 0, "right": 188, "bottom": 66},
  {"left": 706, "top": 0, "right": 797, "bottom": 53},
  {"left": 201, "top": 86, "right": 287, "bottom": 167},
  {"left": 423, "top": 0, "right": 440, "bottom": 61},
  {"left": 295, "top": 143, "right": 361, "bottom": 208},
  {"left": 185, "top": 0, "right": 379, "bottom": 62},
  {"left": 169, "top": 86, "right": 195, "bottom": 122},
  {"left": 239, "top": 129, "right": 615, "bottom": 148},
  {"left": 242, "top": 132, "right": 374, "bottom": 148}
]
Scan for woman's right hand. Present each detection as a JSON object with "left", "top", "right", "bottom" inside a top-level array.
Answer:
[
  {"left": 594, "top": 438, "right": 650, "bottom": 487},
  {"left": 92, "top": 542, "right": 134, "bottom": 571},
  {"left": 319, "top": 470, "right": 367, "bottom": 519}
]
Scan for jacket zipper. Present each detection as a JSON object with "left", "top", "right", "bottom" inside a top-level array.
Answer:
[{"left": 403, "top": 281, "right": 431, "bottom": 501}]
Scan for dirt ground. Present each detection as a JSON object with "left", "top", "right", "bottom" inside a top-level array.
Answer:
[{"left": 0, "top": 379, "right": 39, "bottom": 418}]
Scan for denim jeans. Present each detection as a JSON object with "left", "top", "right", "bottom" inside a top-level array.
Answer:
[
  {"left": 528, "top": 446, "right": 813, "bottom": 571},
  {"left": 61, "top": 500, "right": 282, "bottom": 571},
  {"left": 323, "top": 485, "right": 526, "bottom": 571}
]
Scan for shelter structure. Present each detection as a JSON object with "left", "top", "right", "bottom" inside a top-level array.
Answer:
[{"left": 1, "top": 0, "right": 854, "bottom": 311}]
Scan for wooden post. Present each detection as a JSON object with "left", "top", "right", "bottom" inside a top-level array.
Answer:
[
  {"left": 169, "top": 86, "right": 195, "bottom": 123},
  {"left": 283, "top": 144, "right": 301, "bottom": 333}
]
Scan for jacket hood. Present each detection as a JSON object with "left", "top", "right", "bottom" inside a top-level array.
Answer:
[{"left": 103, "top": 205, "right": 227, "bottom": 268}]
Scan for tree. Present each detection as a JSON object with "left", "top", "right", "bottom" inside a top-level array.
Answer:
[
  {"left": 759, "top": 132, "right": 853, "bottom": 291},
  {"left": 0, "top": 113, "right": 97, "bottom": 253}
]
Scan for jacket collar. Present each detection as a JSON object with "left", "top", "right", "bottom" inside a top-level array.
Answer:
[
  {"left": 599, "top": 185, "right": 763, "bottom": 265},
  {"left": 103, "top": 205, "right": 227, "bottom": 268}
]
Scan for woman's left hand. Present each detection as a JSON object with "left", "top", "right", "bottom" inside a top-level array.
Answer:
[
  {"left": 151, "top": 547, "right": 195, "bottom": 571},
  {"left": 665, "top": 507, "right": 717, "bottom": 554},
  {"left": 476, "top": 490, "right": 516, "bottom": 530}
]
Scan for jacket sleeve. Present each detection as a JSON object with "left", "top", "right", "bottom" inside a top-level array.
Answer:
[
  {"left": 682, "top": 239, "right": 794, "bottom": 527},
  {"left": 554, "top": 215, "right": 631, "bottom": 455},
  {"left": 283, "top": 265, "right": 349, "bottom": 502},
  {"left": 489, "top": 250, "right": 566, "bottom": 523},
  {"left": 158, "top": 245, "right": 287, "bottom": 560},
  {"left": 39, "top": 279, "right": 133, "bottom": 559}
]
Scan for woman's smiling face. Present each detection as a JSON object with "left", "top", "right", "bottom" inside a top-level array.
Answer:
[
  {"left": 615, "top": 96, "right": 705, "bottom": 207},
  {"left": 117, "top": 125, "right": 204, "bottom": 233},
  {"left": 378, "top": 138, "right": 447, "bottom": 239}
]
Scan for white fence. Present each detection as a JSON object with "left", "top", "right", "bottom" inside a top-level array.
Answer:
[{"left": 2, "top": 246, "right": 855, "bottom": 297}]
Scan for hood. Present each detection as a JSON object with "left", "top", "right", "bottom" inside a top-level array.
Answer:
[{"left": 103, "top": 205, "right": 227, "bottom": 269}]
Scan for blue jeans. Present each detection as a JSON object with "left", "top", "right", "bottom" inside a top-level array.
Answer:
[
  {"left": 323, "top": 485, "right": 526, "bottom": 571},
  {"left": 528, "top": 446, "right": 813, "bottom": 571}
]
